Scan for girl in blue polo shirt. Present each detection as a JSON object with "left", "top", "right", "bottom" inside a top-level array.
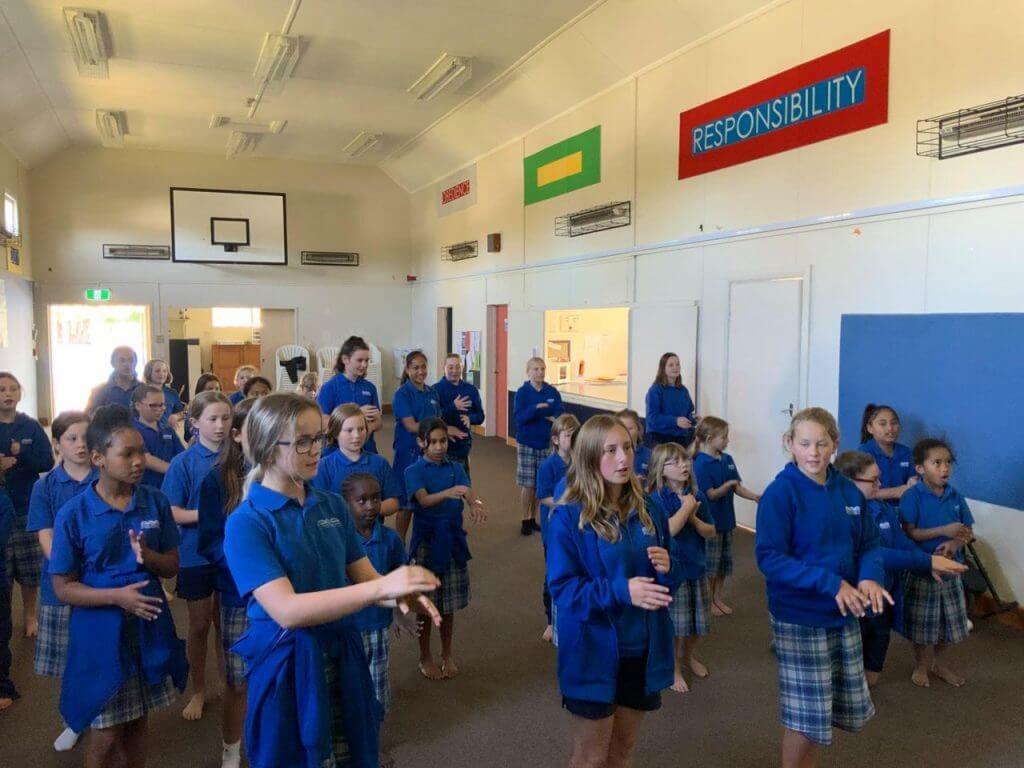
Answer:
[
  {"left": 643, "top": 352, "right": 697, "bottom": 448},
  {"left": 755, "top": 407, "right": 888, "bottom": 768},
  {"left": 900, "top": 437, "right": 974, "bottom": 689},
  {"left": 162, "top": 389, "right": 232, "bottom": 722},
  {"left": 647, "top": 442, "right": 716, "bottom": 693},
  {"left": 858, "top": 404, "right": 917, "bottom": 506},
  {"left": 514, "top": 357, "right": 564, "bottom": 537},
  {"left": 317, "top": 337, "right": 383, "bottom": 454},
  {"left": 49, "top": 405, "right": 186, "bottom": 767},
  {"left": 693, "top": 417, "right": 761, "bottom": 617},
  {"left": 547, "top": 414, "right": 681, "bottom": 767},
  {"left": 26, "top": 410, "right": 96, "bottom": 752},
  {"left": 142, "top": 359, "right": 185, "bottom": 429},
  {"left": 392, "top": 350, "right": 442, "bottom": 540},
  {"left": 616, "top": 409, "right": 652, "bottom": 481},
  {"left": 132, "top": 384, "right": 185, "bottom": 489},
  {"left": 312, "top": 403, "right": 401, "bottom": 518},
  {"left": 0, "top": 370, "right": 56, "bottom": 638},
  {"left": 406, "top": 418, "right": 486, "bottom": 681},
  {"left": 223, "top": 393, "right": 441, "bottom": 768}
]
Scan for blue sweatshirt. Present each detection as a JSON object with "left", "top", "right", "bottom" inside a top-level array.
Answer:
[
  {"left": 692, "top": 451, "right": 742, "bottom": 532},
  {"left": 434, "top": 377, "right": 485, "bottom": 459},
  {"left": 643, "top": 384, "right": 696, "bottom": 444},
  {"left": 536, "top": 452, "right": 569, "bottom": 542},
  {"left": 513, "top": 382, "right": 564, "bottom": 449},
  {"left": 755, "top": 464, "right": 883, "bottom": 628},
  {"left": 865, "top": 498, "right": 932, "bottom": 632},
  {"left": 649, "top": 486, "right": 713, "bottom": 581}
]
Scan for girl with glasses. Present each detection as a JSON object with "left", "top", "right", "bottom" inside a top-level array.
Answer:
[{"left": 131, "top": 385, "right": 185, "bottom": 490}]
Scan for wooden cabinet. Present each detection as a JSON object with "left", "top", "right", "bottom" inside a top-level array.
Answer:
[{"left": 212, "top": 343, "right": 261, "bottom": 393}]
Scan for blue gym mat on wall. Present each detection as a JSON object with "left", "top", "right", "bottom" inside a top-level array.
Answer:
[{"left": 838, "top": 313, "right": 1024, "bottom": 511}]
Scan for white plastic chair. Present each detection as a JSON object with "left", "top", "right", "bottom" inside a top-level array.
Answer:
[
  {"left": 365, "top": 342, "right": 383, "bottom": 395},
  {"left": 275, "top": 344, "right": 310, "bottom": 392},
  {"left": 317, "top": 346, "right": 339, "bottom": 387}
]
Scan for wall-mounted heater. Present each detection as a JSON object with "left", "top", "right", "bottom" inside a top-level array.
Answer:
[
  {"left": 441, "top": 240, "right": 479, "bottom": 262},
  {"left": 917, "top": 94, "right": 1024, "bottom": 159},
  {"left": 555, "top": 201, "right": 631, "bottom": 237},
  {"left": 301, "top": 251, "right": 360, "bottom": 266},
  {"left": 102, "top": 244, "right": 170, "bottom": 260}
]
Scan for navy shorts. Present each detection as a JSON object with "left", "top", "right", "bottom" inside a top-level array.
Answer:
[
  {"left": 175, "top": 564, "right": 218, "bottom": 601},
  {"left": 562, "top": 655, "right": 661, "bottom": 720}
]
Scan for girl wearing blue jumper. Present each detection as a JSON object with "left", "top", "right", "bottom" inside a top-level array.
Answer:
[
  {"left": 858, "top": 404, "right": 918, "bottom": 506},
  {"left": 434, "top": 353, "right": 482, "bottom": 480},
  {"left": 406, "top": 417, "right": 486, "bottom": 680},
  {"left": 900, "top": 438, "right": 974, "bottom": 689},
  {"left": 49, "top": 405, "right": 187, "bottom": 768},
  {"left": 162, "top": 389, "right": 232, "bottom": 721},
  {"left": 547, "top": 414, "right": 681, "bottom": 768},
  {"left": 693, "top": 417, "right": 761, "bottom": 617},
  {"left": 132, "top": 384, "right": 185, "bottom": 489},
  {"left": 392, "top": 350, "right": 442, "bottom": 541},
  {"left": 0, "top": 371, "right": 56, "bottom": 638},
  {"left": 224, "top": 393, "right": 440, "bottom": 768},
  {"left": 514, "top": 357, "right": 564, "bottom": 537},
  {"left": 197, "top": 396, "right": 257, "bottom": 768},
  {"left": 27, "top": 410, "right": 97, "bottom": 752},
  {"left": 755, "top": 407, "right": 888, "bottom": 768},
  {"left": 616, "top": 409, "right": 651, "bottom": 481},
  {"left": 834, "top": 450, "right": 965, "bottom": 689},
  {"left": 647, "top": 442, "right": 716, "bottom": 693},
  {"left": 643, "top": 353, "right": 697, "bottom": 448}
]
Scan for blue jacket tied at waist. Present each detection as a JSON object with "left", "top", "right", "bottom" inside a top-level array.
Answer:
[{"left": 407, "top": 512, "right": 471, "bottom": 576}]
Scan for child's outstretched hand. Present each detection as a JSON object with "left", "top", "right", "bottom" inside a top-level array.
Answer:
[
  {"left": 396, "top": 592, "right": 441, "bottom": 628},
  {"left": 469, "top": 498, "right": 486, "bottom": 524},
  {"left": 647, "top": 546, "right": 671, "bottom": 574},
  {"left": 857, "top": 580, "right": 893, "bottom": 615},
  {"left": 628, "top": 577, "right": 672, "bottom": 611},
  {"left": 128, "top": 529, "right": 149, "bottom": 565},
  {"left": 835, "top": 580, "right": 870, "bottom": 617},
  {"left": 393, "top": 607, "right": 422, "bottom": 638},
  {"left": 930, "top": 554, "right": 967, "bottom": 582}
]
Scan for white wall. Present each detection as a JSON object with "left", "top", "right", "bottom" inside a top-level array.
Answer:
[{"left": 28, "top": 146, "right": 414, "bottom": 413}]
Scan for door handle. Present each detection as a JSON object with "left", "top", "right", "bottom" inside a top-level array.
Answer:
[{"left": 780, "top": 403, "right": 794, "bottom": 417}]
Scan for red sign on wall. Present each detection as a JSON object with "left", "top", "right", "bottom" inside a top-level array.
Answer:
[{"left": 678, "top": 30, "right": 890, "bottom": 180}]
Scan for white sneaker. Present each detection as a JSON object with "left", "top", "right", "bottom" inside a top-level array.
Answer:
[
  {"left": 54, "top": 727, "right": 80, "bottom": 752},
  {"left": 221, "top": 741, "right": 241, "bottom": 768},
  {"left": 967, "top": 619, "right": 975, "bottom": 632}
]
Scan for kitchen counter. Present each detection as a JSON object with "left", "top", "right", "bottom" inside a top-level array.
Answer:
[{"left": 554, "top": 380, "right": 628, "bottom": 408}]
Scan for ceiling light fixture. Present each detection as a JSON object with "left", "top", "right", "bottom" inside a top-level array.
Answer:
[
  {"left": 63, "top": 7, "right": 110, "bottom": 78},
  {"left": 225, "top": 130, "right": 261, "bottom": 159},
  {"left": 95, "top": 109, "right": 126, "bottom": 146},
  {"left": 253, "top": 33, "right": 302, "bottom": 84},
  {"left": 210, "top": 115, "right": 287, "bottom": 134},
  {"left": 407, "top": 53, "right": 472, "bottom": 101},
  {"left": 342, "top": 131, "right": 382, "bottom": 159}
]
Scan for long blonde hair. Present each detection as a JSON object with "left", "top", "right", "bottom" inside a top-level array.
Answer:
[
  {"left": 645, "top": 442, "right": 696, "bottom": 495},
  {"left": 563, "top": 414, "right": 652, "bottom": 542},
  {"left": 242, "top": 393, "right": 322, "bottom": 494}
]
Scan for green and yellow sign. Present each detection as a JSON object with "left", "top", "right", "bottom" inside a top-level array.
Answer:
[{"left": 523, "top": 125, "right": 601, "bottom": 205}]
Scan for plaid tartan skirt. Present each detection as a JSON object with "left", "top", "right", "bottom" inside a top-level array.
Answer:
[
  {"left": 705, "top": 530, "right": 734, "bottom": 578},
  {"left": 34, "top": 603, "right": 71, "bottom": 677},
  {"left": 414, "top": 543, "right": 470, "bottom": 615},
  {"left": 516, "top": 444, "right": 550, "bottom": 488},
  {"left": 5, "top": 523, "right": 41, "bottom": 587},
  {"left": 91, "top": 617, "right": 177, "bottom": 729},
  {"left": 360, "top": 627, "right": 392, "bottom": 716},
  {"left": 902, "top": 573, "right": 969, "bottom": 646},
  {"left": 220, "top": 604, "right": 249, "bottom": 687},
  {"left": 770, "top": 617, "right": 874, "bottom": 746},
  {"left": 670, "top": 578, "right": 711, "bottom": 638}
]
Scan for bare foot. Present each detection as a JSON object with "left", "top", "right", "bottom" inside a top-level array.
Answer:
[
  {"left": 865, "top": 670, "right": 880, "bottom": 688},
  {"left": 931, "top": 665, "right": 965, "bottom": 687},
  {"left": 182, "top": 693, "right": 205, "bottom": 720},
  {"left": 670, "top": 673, "right": 690, "bottom": 693},
  {"left": 542, "top": 625, "right": 553, "bottom": 643},
  {"left": 0, "top": 697, "right": 13, "bottom": 711},
  {"left": 380, "top": 749, "right": 396, "bottom": 768},
  {"left": 687, "top": 657, "right": 710, "bottom": 679},
  {"left": 911, "top": 667, "right": 930, "bottom": 687},
  {"left": 24, "top": 616, "right": 38, "bottom": 638},
  {"left": 711, "top": 603, "right": 725, "bottom": 617},
  {"left": 419, "top": 659, "right": 444, "bottom": 680},
  {"left": 441, "top": 657, "right": 460, "bottom": 679},
  {"left": 714, "top": 599, "right": 734, "bottom": 616}
]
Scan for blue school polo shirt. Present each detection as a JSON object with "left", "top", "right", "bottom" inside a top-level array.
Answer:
[
  {"left": 26, "top": 464, "right": 98, "bottom": 606},
  {"left": 643, "top": 384, "right": 696, "bottom": 444},
  {"left": 404, "top": 457, "right": 469, "bottom": 518},
  {"left": 85, "top": 374, "right": 140, "bottom": 413},
  {"left": 310, "top": 450, "right": 401, "bottom": 502},
  {"left": 434, "top": 377, "right": 485, "bottom": 460},
  {"left": 159, "top": 385, "right": 186, "bottom": 428},
  {"left": 318, "top": 374, "right": 382, "bottom": 455},
  {"left": 352, "top": 522, "right": 407, "bottom": 632},
  {"left": 49, "top": 483, "right": 180, "bottom": 586},
  {"left": 633, "top": 444, "right": 652, "bottom": 478},
  {"left": 392, "top": 381, "right": 441, "bottom": 458},
  {"left": 161, "top": 442, "right": 220, "bottom": 569},
  {"left": 135, "top": 418, "right": 185, "bottom": 489},
  {"left": 650, "top": 486, "right": 713, "bottom": 581},
  {"left": 693, "top": 451, "right": 742, "bottom": 532},
  {"left": 513, "top": 382, "right": 564, "bottom": 450},
  {"left": 755, "top": 464, "right": 883, "bottom": 628},
  {"left": 899, "top": 482, "right": 974, "bottom": 562},
  {"left": 859, "top": 439, "right": 915, "bottom": 491},
  {"left": 227, "top": 391, "right": 244, "bottom": 406},
  {"left": 0, "top": 413, "right": 56, "bottom": 516},
  {"left": 536, "top": 452, "right": 569, "bottom": 541},
  {"left": 224, "top": 483, "right": 367, "bottom": 623},
  {"left": 196, "top": 469, "right": 247, "bottom": 607}
]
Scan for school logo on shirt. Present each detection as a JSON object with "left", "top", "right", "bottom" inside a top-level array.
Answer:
[
  {"left": 845, "top": 505, "right": 861, "bottom": 516},
  {"left": 547, "top": 398, "right": 555, "bottom": 403},
  {"left": 21, "top": 438, "right": 32, "bottom": 445},
  {"left": 879, "top": 521, "right": 891, "bottom": 530},
  {"left": 140, "top": 519, "right": 161, "bottom": 530},
  {"left": 728, "top": 463, "right": 736, "bottom": 471},
  {"left": 360, "top": 390, "right": 371, "bottom": 397},
  {"left": 899, "top": 461, "right": 909, "bottom": 467},
  {"left": 162, "top": 434, "right": 173, "bottom": 440},
  {"left": 317, "top": 517, "right": 343, "bottom": 528}
]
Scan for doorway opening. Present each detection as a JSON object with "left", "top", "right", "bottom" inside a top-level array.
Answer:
[
  {"left": 436, "top": 307, "right": 453, "bottom": 377},
  {"left": 487, "top": 304, "right": 509, "bottom": 440}
]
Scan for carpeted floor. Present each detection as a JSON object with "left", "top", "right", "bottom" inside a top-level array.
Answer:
[{"left": 2, "top": 421, "right": 1022, "bottom": 766}]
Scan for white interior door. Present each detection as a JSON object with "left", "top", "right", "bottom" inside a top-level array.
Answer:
[
  {"left": 259, "top": 308, "right": 297, "bottom": 386},
  {"left": 725, "top": 278, "right": 803, "bottom": 528}
]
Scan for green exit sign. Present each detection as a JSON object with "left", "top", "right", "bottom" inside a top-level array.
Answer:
[{"left": 84, "top": 288, "right": 111, "bottom": 301}]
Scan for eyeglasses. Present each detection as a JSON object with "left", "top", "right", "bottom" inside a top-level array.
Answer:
[
  {"left": 854, "top": 476, "right": 882, "bottom": 485},
  {"left": 276, "top": 433, "right": 328, "bottom": 455}
]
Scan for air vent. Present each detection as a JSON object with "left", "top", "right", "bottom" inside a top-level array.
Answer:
[
  {"left": 918, "top": 94, "right": 1024, "bottom": 159},
  {"left": 102, "top": 244, "right": 171, "bottom": 260},
  {"left": 555, "top": 201, "right": 632, "bottom": 237},
  {"left": 301, "top": 251, "right": 360, "bottom": 267},
  {"left": 441, "top": 240, "right": 478, "bottom": 262}
]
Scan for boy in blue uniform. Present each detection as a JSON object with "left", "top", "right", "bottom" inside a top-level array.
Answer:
[
  {"left": 756, "top": 408, "right": 887, "bottom": 768},
  {"left": 900, "top": 437, "right": 974, "bottom": 689},
  {"left": 316, "top": 337, "right": 383, "bottom": 454},
  {"left": 85, "top": 346, "right": 141, "bottom": 413},
  {"left": 132, "top": 384, "right": 185, "bottom": 489},
  {"left": 434, "top": 354, "right": 484, "bottom": 480},
  {"left": 513, "top": 357, "right": 564, "bottom": 536},
  {"left": 0, "top": 485, "right": 17, "bottom": 711}
]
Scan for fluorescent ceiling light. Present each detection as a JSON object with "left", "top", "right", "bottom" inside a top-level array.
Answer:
[
  {"left": 253, "top": 33, "right": 302, "bottom": 83},
  {"left": 226, "top": 130, "right": 260, "bottom": 159},
  {"left": 210, "top": 115, "right": 287, "bottom": 134},
  {"left": 63, "top": 7, "right": 109, "bottom": 78},
  {"left": 938, "top": 103, "right": 1024, "bottom": 142},
  {"left": 95, "top": 109, "right": 126, "bottom": 147},
  {"left": 407, "top": 53, "right": 472, "bottom": 101},
  {"left": 343, "top": 131, "right": 382, "bottom": 159}
]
